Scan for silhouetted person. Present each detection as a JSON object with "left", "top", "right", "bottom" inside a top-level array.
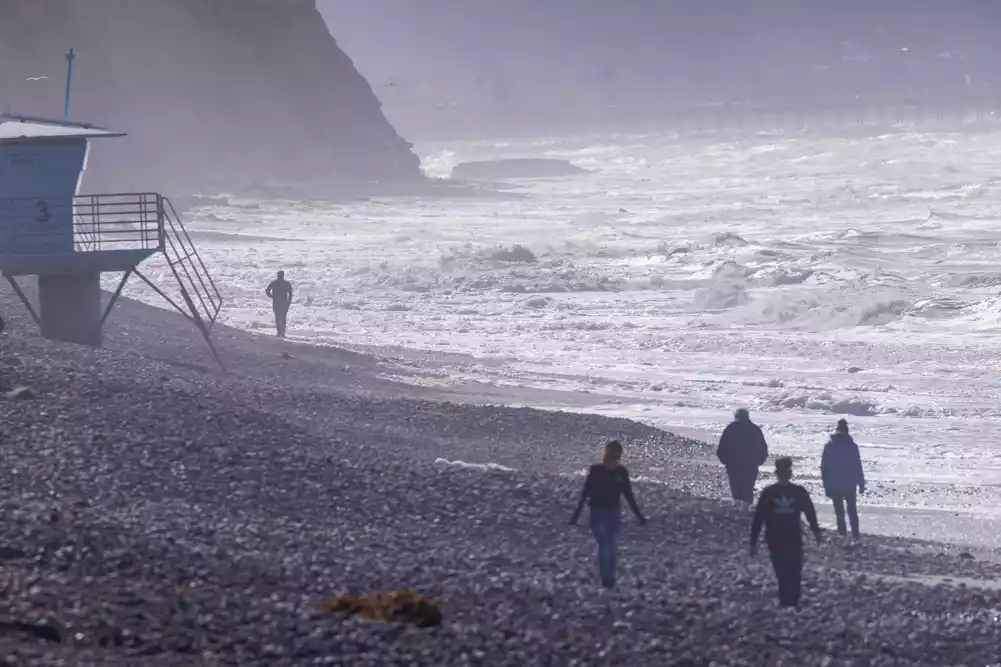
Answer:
[
  {"left": 750, "top": 457, "right": 823, "bottom": 608},
  {"left": 265, "top": 270, "right": 293, "bottom": 338},
  {"left": 821, "top": 419, "right": 866, "bottom": 538},
  {"left": 717, "top": 408, "right": 769, "bottom": 506},
  {"left": 570, "top": 439, "right": 647, "bottom": 589}
]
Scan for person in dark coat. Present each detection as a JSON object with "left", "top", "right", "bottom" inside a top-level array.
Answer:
[
  {"left": 569, "top": 439, "right": 647, "bottom": 589},
  {"left": 717, "top": 408, "right": 769, "bottom": 506},
  {"left": 820, "top": 418, "right": 866, "bottom": 538},
  {"left": 265, "top": 270, "right": 293, "bottom": 338}
]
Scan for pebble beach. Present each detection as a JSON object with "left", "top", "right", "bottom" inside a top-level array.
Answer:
[{"left": 2, "top": 284, "right": 1001, "bottom": 667}]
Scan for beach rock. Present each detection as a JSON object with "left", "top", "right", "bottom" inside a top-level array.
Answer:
[
  {"left": 5, "top": 386, "right": 35, "bottom": 400},
  {"left": 713, "top": 232, "right": 748, "bottom": 247},
  {"left": 523, "top": 296, "right": 554, "bottom": 310},
  {"left": 0, "top": 620, "right": 62, "bottom": 644},
  {"left": 488, "top": 245, "right": 537, "bottom": 263}
]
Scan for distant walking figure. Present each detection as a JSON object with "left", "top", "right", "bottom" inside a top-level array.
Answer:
[
  {"left": 717, "top": 408, "right": 769, "bottom": 506},
  {"left": 570, "top": 439, "right": 647, "bottom": 589},
  {"left": 821, "top": 419, "right": 866, "bottom": 538},
  {"left": 265, "top": 270, "right": 293, "bottom": 338},
  {"left": 750, "top": 457, "right": 823, "bottom": 608}
]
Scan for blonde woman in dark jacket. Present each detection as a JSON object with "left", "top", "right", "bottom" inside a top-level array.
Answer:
[{"left": 570, "top": 440, "right": 646, "bottom": 589}]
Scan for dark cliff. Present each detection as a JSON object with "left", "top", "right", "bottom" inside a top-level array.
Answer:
[
  {"left": 322, "top": 0, "right": 1001, "bottom": 139},
  {"left": 0, "top": 0, "right": 422, "bottom": 196}
]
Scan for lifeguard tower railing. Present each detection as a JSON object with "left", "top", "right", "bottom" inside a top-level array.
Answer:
[
  {"left": 0, "top": 191, "right": 223, "bottom": 365},
  {"left": 72, "top": 193, "right": 161, "bottom": 253}
]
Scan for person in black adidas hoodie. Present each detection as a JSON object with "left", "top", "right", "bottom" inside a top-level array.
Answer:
[{"left": 750, "top": 457, "right": 823, "bottom": 607}]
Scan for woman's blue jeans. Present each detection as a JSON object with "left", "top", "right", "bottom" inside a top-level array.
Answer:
[{"left": 589, "top": 506, "right": 621, "bottom": 588}]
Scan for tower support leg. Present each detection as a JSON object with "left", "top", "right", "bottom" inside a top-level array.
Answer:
[
  {"left": 96, "top": 268, "right": 134, "bottom": 333},
  {"left": 134, "top": 268, "right": 225, "bottom": 372},
  {"left": 38, "top": 271, "right": 102, "bottom": 347},
  {"left": 3, "top": 274, "right": 42, "bottom": 329}
]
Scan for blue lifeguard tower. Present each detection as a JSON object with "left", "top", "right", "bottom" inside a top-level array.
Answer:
[{"left": 0, "top": 113, "right": 223, "bottom": 367}]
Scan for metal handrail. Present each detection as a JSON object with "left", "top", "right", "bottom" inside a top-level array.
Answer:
[
  {"left": 159, "top": 195, "right": 222, "bottom": 329},
  {"left": 75, "top": 210, "right": 97, "bottom": 251},
  {"left": 74, "top": 193, "right": 161, "bottom": 252}
]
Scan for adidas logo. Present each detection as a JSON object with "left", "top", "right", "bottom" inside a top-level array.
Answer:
[{"left": 773, "top": 495, "right": 796, "bottom": 513}]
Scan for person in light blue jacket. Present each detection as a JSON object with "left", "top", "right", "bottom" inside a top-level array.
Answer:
[{"left": 820, "top": 419, "right": 866, "bottom": 538}]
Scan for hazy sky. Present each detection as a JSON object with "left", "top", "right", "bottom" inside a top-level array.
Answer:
[{"left": 318, "top": 0, "right": 996, "bottom": 112}]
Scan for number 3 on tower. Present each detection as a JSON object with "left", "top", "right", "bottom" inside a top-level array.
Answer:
[{"left": 35, "top": 200, "right": 49, "bottom": 224}]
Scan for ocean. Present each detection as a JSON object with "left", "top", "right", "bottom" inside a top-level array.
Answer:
[{"left": 124, "top": 124, "right": 1001, "bottom": 523}]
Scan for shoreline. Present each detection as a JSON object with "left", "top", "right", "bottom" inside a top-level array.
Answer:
[
  {"left": 301, "top": 335, "right": 1001, "bottom": 550},
  {"left": 129, "top": 316, "right": 1001, "bottom": 553}
]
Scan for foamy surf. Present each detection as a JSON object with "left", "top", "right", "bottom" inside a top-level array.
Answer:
[
  {"left": 113, "top": 125, "right": 1001, "bottom": 519},
  {"left": 434, "top": 458, "right": 516, "bottom": 473}
]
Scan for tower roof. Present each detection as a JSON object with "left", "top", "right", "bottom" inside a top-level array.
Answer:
[{"left": 0, "top": 115, "right": 124, "bottom": 143}]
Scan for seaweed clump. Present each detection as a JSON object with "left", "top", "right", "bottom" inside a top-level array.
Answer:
[{"left": 316, "top": 590, "right": 443, "bottom": 628}]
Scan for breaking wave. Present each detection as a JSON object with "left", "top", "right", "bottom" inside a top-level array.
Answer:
[{"left": 702, "top": 286, "right": 913, "bottom": 330}]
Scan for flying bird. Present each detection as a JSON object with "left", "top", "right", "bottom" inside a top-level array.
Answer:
[{"left": 25, "top": 76, "right": 48, "bottom": 81}]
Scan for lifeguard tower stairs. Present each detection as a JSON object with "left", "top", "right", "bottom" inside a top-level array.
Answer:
[{"left": 0, "top": 114, "right": 223, "bottom": 368}]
